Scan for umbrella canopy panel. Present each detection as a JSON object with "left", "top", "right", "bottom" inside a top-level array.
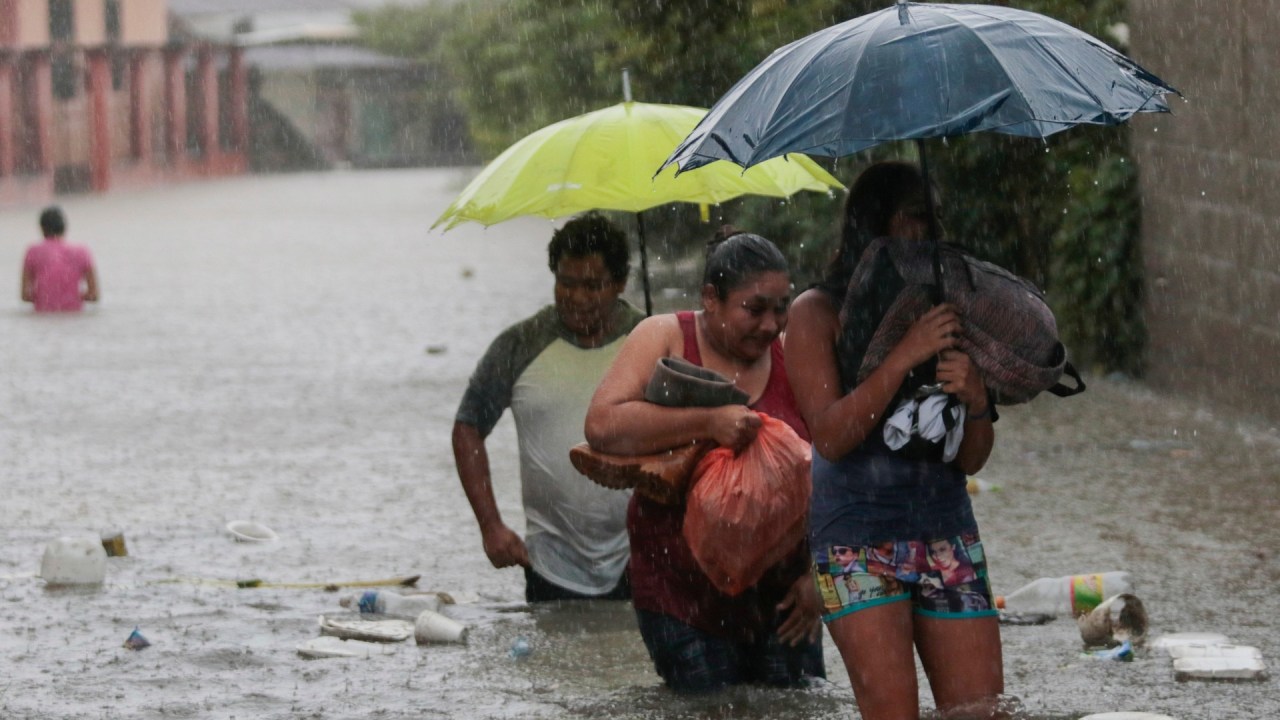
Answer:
[
  {"left": 664, "top": 1, "right": 1178, "bottom": 173},
  {"left": 433, "top": 101, "right": 842, "bottom": 230}
]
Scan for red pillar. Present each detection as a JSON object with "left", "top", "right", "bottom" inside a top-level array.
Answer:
[
  {"left": 163, "top": 46, "right": 186, "bottom": 163},
  {"left": 129, "top": 50, "right": 153, "bottom": 162},
  {"left": 227, "top": 47, "right": 248, "bottom": 153},
  {"left": 0, "top": 56, "right": 14, "bottom": 177},
  {"left": 28, "top": 51, "right": 53, "bottom": 172},
  {"left": 195, "top": 46, "right": 218, "bottom": 158},
  {"left": 85, "top": 48, "right": 111, "bottom": 192}
]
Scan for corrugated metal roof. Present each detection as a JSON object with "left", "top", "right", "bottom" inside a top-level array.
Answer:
[
  {"left": 169, "top": 0, "right": 449, "bottom": 44},
  {"left": 244, "top": 43, "right": 416, "bottom": 70},
  {"left": 169, "top": 0, "right": 441, "bottom": 15}
]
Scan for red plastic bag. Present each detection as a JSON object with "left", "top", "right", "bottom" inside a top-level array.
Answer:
[{"left": 682, "top": 412, "right": 812, "bottom": 597}]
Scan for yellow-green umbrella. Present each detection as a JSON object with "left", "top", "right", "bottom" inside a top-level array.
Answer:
[{"left": 433, "top": 101, "right": 843, "bottom": 313}]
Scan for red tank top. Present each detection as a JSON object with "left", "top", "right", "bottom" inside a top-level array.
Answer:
[{"left": 626, "top": 311, "right": 810, "bottom": 640}]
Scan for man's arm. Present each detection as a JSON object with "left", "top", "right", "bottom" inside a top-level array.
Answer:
[
  {"left": 452, "top": 421, "right": 529, "bottom": 569},
  {"left": 20, "top": 263, "right": 33, "bottom": 303},
  {"left": 82, "top": 265, "right": 99, "bottom": 303}
]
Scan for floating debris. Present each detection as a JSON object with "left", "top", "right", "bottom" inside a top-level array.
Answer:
[
  {"left": 414, "top": 609, "right": 468, "bottom": 645},
  {"left": 123, "top": 627, "right": 151, "bottom": 651},
  {"left": 510, "top": 635, "right": 532, "bottom": 660},
  {"left": 100, "top": 529, "right": 128, "bottom": 557},
  {"left": 297, "top": 636, "right": 396, "bottom": 659},
  {"left": 1174, "top": 654, "right": 1267, "bottom": 682},
  {"left": 1084, "top": 640, "right": 1134, "bottom": 662},
  {"left": 318, "top": 615, "right": 413, "bottom": 643},
  {"left": 225, "top": 520, "right": 278, "bottom": 543}
]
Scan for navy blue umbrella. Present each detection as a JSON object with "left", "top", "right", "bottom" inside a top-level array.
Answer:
[
  {"left": 661, "top": 0, "right": 1177, "bottom": 299},
  {"left": 662, "top": 1, "right": 1178, "bottom": 175}
]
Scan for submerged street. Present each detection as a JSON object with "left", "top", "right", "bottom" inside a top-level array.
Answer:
[{"left": 0, "top": 169, "right": 1274, "bottom": 719}]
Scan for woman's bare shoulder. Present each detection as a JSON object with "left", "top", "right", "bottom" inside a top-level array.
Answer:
[
  {"left": 623, "top": 312, "right": 687, "bottom": 355},
  {"left": 790, "top": 288, "right": 839, "bottom": 328},
  {"left": 633, "top": 312, "right": 683, "bottom": 338}
]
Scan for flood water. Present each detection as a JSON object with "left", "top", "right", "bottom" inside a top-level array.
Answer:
[{"left": 0, "top": 168, "right": 1274, "bottom": 720}]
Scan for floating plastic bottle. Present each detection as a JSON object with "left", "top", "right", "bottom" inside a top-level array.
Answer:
[
  {"left": 995, "top": 571, "right": 1134, "bottom": 617},
  {"left": 339, "top": 590, "right": 440, "bottom": 618},
  {"left": 509, "top": 635, "right": 532, "bottom": 660}
]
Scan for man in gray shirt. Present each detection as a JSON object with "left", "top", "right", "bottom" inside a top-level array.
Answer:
[{"left": 453, "top": 214, "right": 645, "bottom": 601}]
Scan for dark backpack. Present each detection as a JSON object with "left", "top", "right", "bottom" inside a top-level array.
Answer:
[{"left": 837, "top": 236, "right": 1085, "bottom": 406}]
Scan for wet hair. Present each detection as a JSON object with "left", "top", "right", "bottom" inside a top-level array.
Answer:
[
  {"left": 702, "top": 225, "right": 789, "bottom": 300},
  {"left": 39, "top": 206, "right": 66, "bottom": 237},
  {"left": 820, "top": 161, "right": 942, "bottom": 294},
  {"left": 547, "top": 212, "right": 631, "bottom": 282}
]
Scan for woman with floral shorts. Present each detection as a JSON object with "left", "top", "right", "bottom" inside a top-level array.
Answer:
[{"left": 786, "top": 161, "right": 1005, "bottom": 720}]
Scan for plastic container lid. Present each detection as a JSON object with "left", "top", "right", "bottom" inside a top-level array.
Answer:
[
  {"left": 296, "top": 636, "right": 397, "bottom": 659},
  {"left": 225, "top": 520, "right": 278, "bottom": 542},
  {"left": 317, "top": 615, "right": 413, "bottom": 643}
]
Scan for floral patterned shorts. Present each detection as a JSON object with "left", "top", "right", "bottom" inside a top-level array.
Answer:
[{"left": 812, "top": 531, "right": 998, "bottom": 622}]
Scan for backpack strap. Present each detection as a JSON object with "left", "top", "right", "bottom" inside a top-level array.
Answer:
[
  {"left": 1047, "top": 361, "right": 1087, "bottom": 397},
  {"left": 940, "top": 394, "right": 962, "bottom": 432}
]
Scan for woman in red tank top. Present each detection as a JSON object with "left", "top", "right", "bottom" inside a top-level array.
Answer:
[{"left": 585, "top": 230, "right": 824, "bottom": 693}]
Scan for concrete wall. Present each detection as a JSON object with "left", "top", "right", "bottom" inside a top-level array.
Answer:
[
  {"left": 73, "top": 0, "right": 105, "bottom": 46},
  {"left": 1129, "top": 0, "right": 1280, "bottom": 421},
  {"left": 1, "top": 0, "right": 166, "bottom": 48},
  {"left": 121, "top": 0, "right": 166, "bottom": 47},
  {"left": 2, "top": 0, "right": 50, "bottom": 48},
  {"left": 0, "top": 1, "right": 15, "bottom": 45}
]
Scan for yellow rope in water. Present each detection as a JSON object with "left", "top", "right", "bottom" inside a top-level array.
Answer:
[{"left": 150, "top": 574, "right": 420, "bottom": 590}]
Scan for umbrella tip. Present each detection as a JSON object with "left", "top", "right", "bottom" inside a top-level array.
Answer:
[
  {"left": 622, "top": 68, "right": 632, "bottom": 103},
  {"left": 897, "top": 0, "right": 910, "bottom": 25}
]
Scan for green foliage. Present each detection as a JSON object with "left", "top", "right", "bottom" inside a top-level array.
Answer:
[
  {"left": 1050, "top": 140, "right": 1147, "bottom": 376},
  {"left": 353, "top": 4, "right": 474, "bottom": 162},
  {"left": 828, "top": 0, "right": 1147, "bottom": 373},
  {"left": 359, "top": 0, "right": 1151, "bottom": 372},
  {"left": 441, "top": 1, "right": 626, "bottom": 155}
]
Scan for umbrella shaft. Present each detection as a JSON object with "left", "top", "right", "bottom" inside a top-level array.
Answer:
[
  {"left": 916, "top": 139, "right": 945, "bottom": 305},
  {"left": 637, "top": 213, "right": 653, "bottom": 316}
]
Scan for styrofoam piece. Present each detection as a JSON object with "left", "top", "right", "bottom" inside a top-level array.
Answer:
[
  {"left": 317, "top": 615, "right": 413, "bottom": 643},
  {"left": 1149, "top": 632, "right": 1230, "bottom": 653},
  {"left": 1166, "top": 644, "right": 1263, "bottom": 661},
  {"left": 40, "top": 535, "right": 108, "bottom": 585},
  {"left": 1173, "top": 655, "right": 1267, "bottom": 681},
  {"left": 1079, "top": 713, "right": 1176, "bottom": 720},
  {"left": 296, "top": 636, "right": 397, "bottom": 659},
  {"left": 225, "top": 520, "right": 278, "bottom": 542}
]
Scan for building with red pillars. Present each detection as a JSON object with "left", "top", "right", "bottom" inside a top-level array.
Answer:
[{"left": 0, "top": 0, "right": 247, "bottom": 205}]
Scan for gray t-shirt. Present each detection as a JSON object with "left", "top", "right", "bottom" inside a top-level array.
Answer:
[{"left": 456, "top": 300, "right": 644, "bottom": 594}]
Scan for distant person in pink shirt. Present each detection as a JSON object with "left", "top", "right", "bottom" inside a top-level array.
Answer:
[{"left": 21, "top": 206, "right": 99, "bottom": 313}]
